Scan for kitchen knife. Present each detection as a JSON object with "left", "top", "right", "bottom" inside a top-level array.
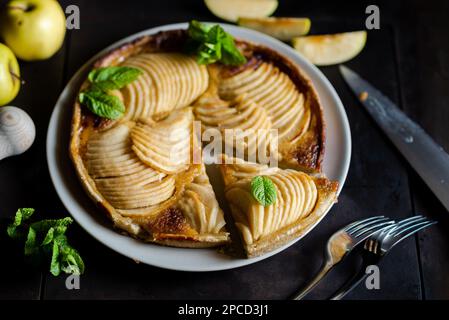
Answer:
[{"left": 339, "top": 65, "right": 449, "bottom": 212}]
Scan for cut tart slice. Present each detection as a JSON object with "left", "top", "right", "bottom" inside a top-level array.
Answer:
[
  {"left": 220, "top": 156, "right": 338, "bottom": 257},
  {"left": 72, "top": 107, "right": 229, "bottom": 247}
]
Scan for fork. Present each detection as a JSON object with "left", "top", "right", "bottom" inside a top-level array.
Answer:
[
  {"left": 330, "top": 215, "right": 437, "bottom": 300},
  {"left": 291, "top": 216, "right": 395, "bottom": 300}
]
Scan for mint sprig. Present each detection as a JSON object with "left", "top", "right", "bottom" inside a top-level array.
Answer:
[
  {"left": 186, "top": 20, "right": 247, "bottom": 66},
  {"left": 251, "top": 176, "right": 277, "bottom": 207},
  {"left": 79, "top": 90, "right": 125, "bottom": 120},
  {"left": 88, "top": 66, "right": 142, "bottom": 91},
  {"left": 79, "top": 66, "right": 142, "bottom": 120},
  {"left": 7, "top": 208, "right": 85, "bottom": 276}
]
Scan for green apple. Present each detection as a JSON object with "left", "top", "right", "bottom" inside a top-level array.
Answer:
[
  {"left": 0, "top": 0, "right": 66, "bottom": 61},
  {"left": 0, "top": 43, "right": 21, "bottom": 106}
]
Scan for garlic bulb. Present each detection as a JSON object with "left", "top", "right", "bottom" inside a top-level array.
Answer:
[{"left": 0, "top": 106, "right": 36, "bottom": 161}]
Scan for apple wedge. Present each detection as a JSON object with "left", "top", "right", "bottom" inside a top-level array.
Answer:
[
  {"left": 238, "top": 17, "right": 311, "bottom": 41},
  {"left": 292, "top": 31, "right": 367, "bottom": 66},
  {"left": 204, "top": 0, "right": 278, "bottom": 23}
]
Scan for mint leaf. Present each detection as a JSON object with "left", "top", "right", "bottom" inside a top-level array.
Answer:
[
  {"left": 54, "top": 234, "right": 85, "bottom": 275},
  {"left": 50, "top": 240, "right": 61, "bottom": 276},
  {"left": 7, "top": 208, "right": 84, "bottom": 276},
  {"left": 42, "top": 227, "right": 55, "bottom": 246},
  {"left": 80, "top": 66, "right": 142, "bottom": 119},
  {"left": 79, "top": 90, "right": 125, "bottom": 120},
  {"left": 221, "top": 34, "right": 247, "bottom": 65},
  {"left": 88, "top": 66, "right": 142, "bottom": 91},
  {"left": 24, "top": 227, "right": 39, "bottom": 256},
  {"left": 30, "top": 217, "right": 73, "bottom": 235},
  {"left": 188, "top": 20, "right": 211, "bottom": 42},
  {"left": 186, "top": 20, "right": 246, "bottom": 66},
  {"left": 7, "top": 208, "right": 35, "bottom": 240},
  {"left": 251, "top": 176, "right": 277, "bottom": 207}
]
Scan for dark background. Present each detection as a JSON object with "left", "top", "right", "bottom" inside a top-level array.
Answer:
[{"left": 0, "top": 0, "right": 448, "bottom": 300}]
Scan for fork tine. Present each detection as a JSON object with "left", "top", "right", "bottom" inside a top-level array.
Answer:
[
  {"left": 349, "top": 218, "right": 391, "bottom": 235},
  {"left": 345, "top": 216, "right": 387, "bottom": 234},
  {"left": 388, "top": 216, "right": 427, "bottom": 235},
  {"left": 392, "top": 219, "right": 436, "bottom": 238},
  {"left": 353, "top": 221, "right": 395, "bottom": 238},
  {"left": 385, "top": 216, "right": 426, "bottom": 236},
  {"left": 343, "top": 216, "right": 385, "bottom": 232},
  {"left": 395, "top": 216, "right": 426, "bottom": 228},
  {"left": 397, "top": 215, "right": 426, "bottom": 226},
  {"left": 391, "top": 221, "right": 437, "bottom": 247}
]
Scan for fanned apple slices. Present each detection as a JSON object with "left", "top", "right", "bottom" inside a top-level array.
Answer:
[
  {"left": 194, "top": 93, "right": 276, "bottom": 162},
  {"left": 131, "top": 109, "right": 193, "bottom": 174},
  {"left": 193, "top": 57, "right": 323, "bottom": 173},
  {"left": 79, "top": 108, "right": 229, "bottom": 247},
  {"left": 121, "top": 53, "right": 209, "bottom": 120},
  {"left": 218, "top": 62, "right": 316, "bottom": 168},
  {"left": 221, "top": 156, "right": 338, "bottom": 257}
]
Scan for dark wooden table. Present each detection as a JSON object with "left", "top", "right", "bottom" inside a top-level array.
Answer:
[{"left": 1, "top": 0, "right": 448, "bottom": 300}]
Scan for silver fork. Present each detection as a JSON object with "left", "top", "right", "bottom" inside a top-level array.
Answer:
[
  {"left": 330, "top": 215, "right": 437, "bottom": 300},
  {"left": 291, "top": 216, "right": 395, "bottom": 300}
]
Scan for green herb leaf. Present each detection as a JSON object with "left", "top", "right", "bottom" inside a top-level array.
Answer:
[
  {"left": 30, "top": 217, "right": 73, "bottom": 235},
  {"left": 54, "top": 234, "right": 85, "bottom": 275},
  {"left": 24, "top": 227, "right": 39, "bottom": 256},
  {"left": 50, "top": 240, "right": 61, "bottom": 276},
  {"left": 251, "top": 176, "right": 277, "bottom": 207},
  {"left": 221, "top": 34, "right": 247, "bottom": 65},
  {"left": 187, "top": 20, "right": 211, "bottom": 42},
  {"left": 7, "top": 208, "right": 35, "bottom": 240},
  {"left": 79, "top": 90, "right": 125, "bottom": 120},
  {"left": 187, "top": 20, "right": 246, "bottom": 66},
  {"left": 7, "top": 208, "right": 84, "bottom": 276},
  {"left": 88, "top": 66, "right": 142, "bottom": 91}
]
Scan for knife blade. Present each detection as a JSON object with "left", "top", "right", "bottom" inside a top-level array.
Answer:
[{"left": 339, "top": 65, "right": 449, "bottom": 212}]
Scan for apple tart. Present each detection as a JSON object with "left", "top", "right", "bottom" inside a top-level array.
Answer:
[
  {"left": 221, "top": 156, "right": 338, "bottom": 257},
  {"left": 71, "top": 28, "right": 334, "bottom": 254}
]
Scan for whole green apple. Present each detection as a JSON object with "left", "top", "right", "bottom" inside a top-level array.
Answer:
[
  {"left": 0, "top": 43, "right": 21, "bottom": 106},
  {"left": 0, "top": 0, "right": 66, "bottom": 61}
]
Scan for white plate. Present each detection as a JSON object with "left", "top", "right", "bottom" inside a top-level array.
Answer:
[{"left": 47, "top": 23, "right": 351, "bottom": 272}]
